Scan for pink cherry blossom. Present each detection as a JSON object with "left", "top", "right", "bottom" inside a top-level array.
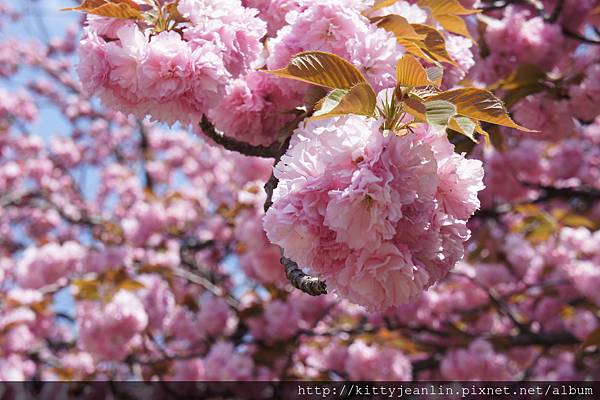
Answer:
[
  {"left": 264, "top": 115, "right": 484, "bottom": 310},
  {"left": 208, "top": 71, "right": 301, "bottom": 146},
  {"left": 345, "top": 340, "right": 412, "bottom": 380},
  {"left": 15, "top": 241, "right": 85, "bottom": 289},
  {"left": 440, "top": 339, "right": 518, "bottom": 380},
  {"left": 78, "top": 291, "right": 148, "bottom": 361}
]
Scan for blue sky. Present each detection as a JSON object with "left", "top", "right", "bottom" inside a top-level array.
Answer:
[
  {"left": 4, "top": 0, "right": 254, "bottom": 313},
  {"left": 5, "top": 0, "right": 97, "bottom": 320},
  {"left": 4, "top": 0, "right": 80, "bottom": 138}
]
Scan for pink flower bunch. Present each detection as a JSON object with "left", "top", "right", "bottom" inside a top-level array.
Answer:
[
  {"left": 0, "top": 355, "right": 36, "bottom": 380},
  {"left": 15, "top": 241, "right": 85, "bottom": 289},
  {"left": 166, "top": 342, "right": 256, "bottom": 380},
  {"left": 242, "top": 0, "right": 302, "bottom": 35},
  {"left": 443, "top": 34, "right": 475, "bottom": 87},
  {"left": 513, "top": 94, "right": 575, "bottom": 140},
  {"left": 77, "top": 291, "right": 148, "bottom": 361},
  {"left": 532, "top": 352, "right": 584, "bottom": 381},
  {"left": 0, "top": 307, "right": 39, "bottom": 354},
  {"left": 301, "top": 338, "right": 412, "bottom": 380},
  {"left": 388, "top": 268, "right": 490, "bottom": 332},
  {"left": 565, "top": 260, "right": 600, "bottom": 307},
  {"left": 203, "top": 341, "right": 255, "bottom": 380},
  {"left": 168, "top": 359, "right": 206, "bottom": 380},
  {"left": 474, "top": 7, "right": 563, "bottom": 83},
  {"left": 368, "top": 0, "right": 428, "bottom": 23},
  {"left": 264, "top": 115, "right": 484, "bottom": 310},
  {"left": 345, "top": 340, "right": 412, "bottom": 381},
  {"left": 207, "top": 71, "right": 302, "bottom": 146},
  {"left": 196, "top": 294, "right": 238, "bottom": 337},
  {"left": 235, "top": 207, "right": 286, "bottom": 284},
  {"left": 440, "top": 339, "right": 518, "bottom": 380},
  {"left": 0, "top": 88, "right": 37, "bottom": 123},
  {"left": 234, "top": 181, "right": 286, "bottom": 284},
  {"left": 141, "top": 275, "right": 176, "bottom": 332},
  {"left": 266, "top": 1, "right": 404, "bottom": 92},
  {"left": 77, "top": 0, "right": 267, "bottom": 125},
  {"left": 247, "top": 299, "right": 301, "bottom": 342},
  {"left": 569, "top": 64, "right": 600, "bottom": 122}
]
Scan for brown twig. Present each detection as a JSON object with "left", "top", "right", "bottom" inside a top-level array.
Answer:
[
  {"left": 562, "top": 28, "right": 600, "bottom": 45},
  {"left": 199, "top": 115, "right": 279, "bottom": 158},
  {"left": 200, "top": 113, "right": 328, "bottom": 296},
  {"left": 545, "top": 0, "right": 564, "bottom": 23},
  {"left": 262, "top": 136, "right": 329, "bottom": 296},
  {"left": 280, "top": 251, "right": 328, "bottom": 296},
  {"left": 263, "top": 171, "right": 279, "bottom": 213},
  {"left": 473, "top": 184, "right": 600, "bottom": 219}
]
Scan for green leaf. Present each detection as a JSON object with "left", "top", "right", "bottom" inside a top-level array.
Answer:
[
  {"left": 449, "top": 116, "right": 477, "bottom": 142},
  {"left": 396, "top": 55, "right": 440, "bottom": 87},
  {"left": 166, "top": 0, "right": 187, "bottom": 22},
  {"left": 375, "top": 19, "right": 455, "bottom": 65},
  {"left": 314, "top": 89, "right": 348, "bottom": 115},
  {"left": 371, "top": 0, "right": 401, "bottom": 11},
  {"left": 265, "top": 51, "right": 368, "bottom": 90},
  {"left": 552, "top": 209, "right": 597, "bottom": 229},
  {"left": 118, "top": 279, "right": 146, "bottom": 291},
  {"left": 490, "top": 64, "right": 547, "bottom": 109},
  {"left": 404, "top": 93, "right": 427, "bottom": 122},
  {"left": 72, "top": 279, "right": 102, "bottom": 301},
  {"left": 63, "top": 0, "right": 143, "bottom": 19},
  {"left": 417, "top": 0, "right": 480, "bottom": 39},
  {"left": 426, "top": 88, "right": 536, "bottom": 131},
  {"left": 417, "top": 0, "right": 479, "bottom": 16},
  {"left": 312, "top": 82, "right": 377, "bottom": 120},
  {"left": 425, "top": 100, "right": 457, "bottom": 127},
  {"left": 371, "top": 15, "right": 426, "bottom": 41},
  {"left": 412, "top": 24, "right": 456, "bottom": 65},
  {"left": 511, "top": 208, "right": 558, "bottom": 244},
  {"left": 426, "top": 66, "right": 444, "bottom": 87},
  {"left": 434, "top": 14, "right": 473, "bottom": 38}
]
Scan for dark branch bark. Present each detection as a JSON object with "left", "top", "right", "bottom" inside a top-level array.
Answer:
[
  {"left": 562, "top": 28, "right": 600, "bottom": 45},
  {"left": 473, "top": 184, "right": 600, "bottom": 219},
  {"left": 261, "top": 136, "right": 329, "bottom": 296},
  {"left": 545, "top": 0, "right": 564, "bottom": 23},
  {"left": 200, "top": 113, "right": 328, "bottom": 296},
  {"left": 199, "top": 115, "right": 279, "bottom": 158},
  {"left": 263, "top": 171, "right": 279, "bottom": 214},
  {"left": 178, "top": 240, "right": 240, "bottom": 310},
  {"left": 280, "top": 252, "right": 328, "bottom": 296},
  {"left": 530, "top": 184, "right": 600, "bottom": 203},
  {"left": 493, "top": 331, "right": 580, "bottom": 348},
  {"left": 478, "top": 0, "right": 510, "bottom": 11}
]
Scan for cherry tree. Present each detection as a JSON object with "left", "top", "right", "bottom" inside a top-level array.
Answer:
[{"left": 0, "top": 0, "right": 599, "bottom": 386}]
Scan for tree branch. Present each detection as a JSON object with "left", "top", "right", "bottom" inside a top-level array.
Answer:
[
  {"left": 261, "top": 137, "right": 329, "bottom": 296},
  {"left": 199, "top": 115, "right": 279, "bottom": 158},
  {"left": 178, "top": 240, "right": 240, "bottom": 310},
  {"left": 545, "top": 0, "right": 564, "bottom": 23},
  {"left": 493, "top": 331, "right": 580, "bottom": 347},
  {"left": 478, "top": 0, "right": 510, "bottom": 11},
  {"left": 562, "top": 28, "right": 600, "bottom": 45},
  {"left": 263, "top": 171, "right": 279, "bottom": 214},
  {"left": 473, "top": 184, "right": 600, "bottom": 219},
  {"left": 280, "top": 251, "right": 328, "bottom": 296},
  {"left": 200, "top": 113, "right": 328, "bottom": 296}
]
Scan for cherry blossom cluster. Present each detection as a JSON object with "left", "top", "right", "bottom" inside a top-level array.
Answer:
[
  {"left": 0, "top": 0, "right": 599, "bottom": 387},
  {"left": 77, "top": 0, "right": 267, "bottom": 126},
  {"left": 264, "top": 115, "right": 484, "bottom": 310}
]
